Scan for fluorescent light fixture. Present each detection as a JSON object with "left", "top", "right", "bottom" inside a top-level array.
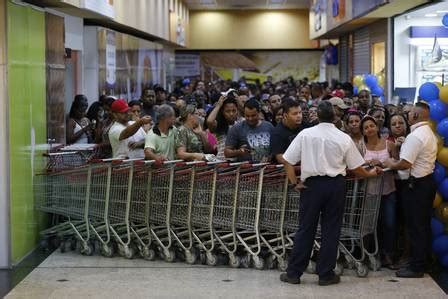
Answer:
[
  {"left": 425, "top": 13, "right": 438, "bottom": 17},
  {"left": 437, "top": 10, "right": 448, "bottom": 13},
  {"left": 200, "top": 0, "right": 216, "bottom": 4}
]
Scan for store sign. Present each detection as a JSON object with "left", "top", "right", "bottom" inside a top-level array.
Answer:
[
  {"left": 80, "top": 0, "right": 115, "bottom": 19},
  {"left": 175, "top": 53, "right": 200, "bottom": 77},
  {"left": 106, "top": 30, "right": 116, "bottom": 86}
]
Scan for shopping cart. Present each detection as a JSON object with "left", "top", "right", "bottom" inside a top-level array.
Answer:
[
  {"left": 259, "top": 165, "right": 289, "bottom": 271},
  {"left": 234, "top": 163, "right": 267, "bottom": 270},
  {"left": 212, "top": 163, "right": 244, "bottom": 268},
  {"left": 35, "top": 164, "right": 93, "bottom": 254},
  {"left": 337, "top": 174, "right": 384, "bottom": 277}
]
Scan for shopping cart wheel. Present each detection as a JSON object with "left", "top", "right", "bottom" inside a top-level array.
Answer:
[
  {"left": 306, "top": 261, "right": 317, "bottom": 274},
  {"left": 60, "top": 240, "right": 72, "bottom": 253},
  {"left": 164, "top": 249, "right": 176, "bottom": 263},
  {"left": 240, "top": 254, "right": 251, "bottom": 268},
  {"left": 368, "top": 255, "right": 381, "bottom": 271},
  {"left": 266, "top": 255, "right": 277, "bottom": 270},
  {"left": 185, "top": 249, "right": 197, "bottom": 265},
  {"left": 142, "top": 247, "right": 156, "bottom": 261},
  {"left": 229, "top": 254, "right": 240, "bottom": 268},
  {"left": 277, "top": 258, "right": 288, "bottom": 272},
  {"left": 206, "top": 252, "right": 218, "bottom": 266},
  {"left": 81, "top": 243, "right": 94, "bottom": 256},
  {"left": 40, "top": 238, "right": 50, "bottom": 251},
  {"left": 100, "top": 244, "right": 114, "bottom": 258},
  {"left": 253, "top": 256, "right": 265, "bottom": 270},
  {"left": 124, "top": 246, "right": 136, "bottom": 259},
  {"left": 355, "top": 263, "right": 369, "bottom": 278},
  {"left": 334, "top": 262, "right": 344, "bottom": 276}
]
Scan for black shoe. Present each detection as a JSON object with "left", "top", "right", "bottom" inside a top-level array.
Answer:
[
  {"left": 318, "top": 275, "right": 340, "bottom": 286},
  {"left": 279, "top": 273, "right": 300, "bottom": 284},
  {"left": 395, "top": 268, "right": 424, "bottom": 278}
]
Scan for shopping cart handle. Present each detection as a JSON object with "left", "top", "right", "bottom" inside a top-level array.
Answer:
[
  {"left": 185, "top": 160, "right": 207, "bottom": 166},
  {"left": 144, "top": 160, "right": 156, "bottom": 164},
  {"left": 163, "top": 160, "right": 184, "bottom": 165},
  {"left": 228, "top": 161, "right": 250, "bottom": 167},
  {"left": 44, "top": 151, "right": 79, "bottom": 156},
  {"left": 266, "top": 164, "right": 284, "bottom": 169},
  {"left": 122, "top": 158, "right": 145, "bottom": 163},
  {"left": 251, "top": 162, "right": 270, "bottom": 167}
]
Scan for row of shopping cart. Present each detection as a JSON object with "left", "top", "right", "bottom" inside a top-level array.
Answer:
[{"left": 34, "top": 152, "right": 384, "bottom": 277}]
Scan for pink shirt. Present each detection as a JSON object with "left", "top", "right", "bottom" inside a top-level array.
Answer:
[{"left": 364, "top": 145, "right": 396, "bottom": 195}]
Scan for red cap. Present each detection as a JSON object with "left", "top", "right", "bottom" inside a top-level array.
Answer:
[
  {"left": 111, "top": 99, "right": 129, "bottom": 113},
  {"left": 331, "top": 89, "right": 345, "bottom": 98}
]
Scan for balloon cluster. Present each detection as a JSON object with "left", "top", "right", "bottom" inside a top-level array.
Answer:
[
  {"left": 422, "top": 81, "right": 448, "bottom": 267},
  {"left": 352, "top": 73, "right": 385, "bottom": 100}
]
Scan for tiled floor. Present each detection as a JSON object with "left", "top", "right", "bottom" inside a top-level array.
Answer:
[
  {"left": 0, "top": 249, "right": 51, "bottom": 298},
  {"left": 4, "top": 251, "right": 447, "bottom": 299}
]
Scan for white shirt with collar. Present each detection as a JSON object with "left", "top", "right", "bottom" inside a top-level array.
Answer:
[
  {"left": 283, "top": 122, "right": 365, "bottom": 182},
  {"left": 400, "top": 121, "right": 437, "bottom": 178}
]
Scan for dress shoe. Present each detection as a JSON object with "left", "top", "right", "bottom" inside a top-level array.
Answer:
[
  {"left": 382, "top": 256, "right": 399, "bottom": 270},
  {"left": 279, "top": 273, "right": 300, "bottom": 284},
  {"left": 318, "top": 274, "right": 340, "bottom": 286},
  {"left": 395, "top": 267, "right": 424, "bottom": 278}
]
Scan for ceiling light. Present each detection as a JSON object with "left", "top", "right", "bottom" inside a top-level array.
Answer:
[
  {"left": 437, "top": 10, "right": 448, "bottom": 14},
  {"left": 425, "top": 13, "right": 438, "bottom": 17}
]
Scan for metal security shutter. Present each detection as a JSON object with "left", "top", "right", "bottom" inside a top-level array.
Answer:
[
  {"left": 339, "top": 35, "right": 349, "bottom": 82},
  {"left": 353, "top": 27, "right": 370, "bottom": 75}
]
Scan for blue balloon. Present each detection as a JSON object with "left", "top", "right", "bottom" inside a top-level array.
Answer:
[
  {"left": 437, "top": 118, "right": 448, "bottom": 139},
  {"left": 433, "top": 235, "right": 448, "bottom": 256},
  {"left": 442, "top": 254, "right": 448, "bottom": 267},
  {"left": 364, "top": 74, "right": 378, "bottom": 88},
  {"left": 443, "top": 14, "right": 448, "bottom": 28},
  {"left": 438, "top": 178, "right": 448, "bottom": 200},
  {"left": 371, "top": 85, "right": 384, "bottom": 96},
  {"left": 434, "top": 162, "right": 446, "bottom": 185},
  {"left": 429, "top": 100, "right": 448, "bottom": 122},
  {"left": 432, "top": 218, "right": 445, "bottom": 238},
  {"left": 419, "top": 82, "right": 439, "bottom": 101},
  {"left": 353, "top": 86, "right": 358, "bottom": 95}
]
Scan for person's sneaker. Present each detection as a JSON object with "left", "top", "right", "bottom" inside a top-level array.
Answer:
[
  {"left": 395, "top": 268, "right": 424, "bottom": 278},
  {"left": 279, "top": 273, "right": 300, "bottom": 284},
  {"left": 318, "top": 275, "right": 340, "bottom": 286}
]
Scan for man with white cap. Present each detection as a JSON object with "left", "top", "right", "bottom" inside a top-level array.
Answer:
[{"left": 329, "top": 97, "right": 350, "bottom": 130}]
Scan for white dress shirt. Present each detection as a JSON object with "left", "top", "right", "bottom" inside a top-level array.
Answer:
[
  {"left": 283, "top": 122, "right": 365, "bottom": 182},
  {"left": 400, "top": 121, "right": 437, "bottom": 178}
]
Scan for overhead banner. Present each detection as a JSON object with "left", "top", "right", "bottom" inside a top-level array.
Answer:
[
  {"left": 175, "top": 53, "right": 200, "bottom": 77},
  {"left": 105, "top": 30, "right": 116, "bottom": 87}
]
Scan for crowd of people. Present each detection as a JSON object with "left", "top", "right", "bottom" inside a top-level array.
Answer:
[{"left": 66, "top": 76, "right": 436, "bottom": 281}]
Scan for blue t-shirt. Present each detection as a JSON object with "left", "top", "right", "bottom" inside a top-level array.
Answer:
[{"left": 225, "top": 120, "right": 274, "bottom": 162}]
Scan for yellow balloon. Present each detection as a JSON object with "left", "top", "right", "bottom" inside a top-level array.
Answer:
[
  {"left": 434, "top": 192, "right": 443, "bottom": 208},
  {"left": 440, "top": 85, "right": 448, "bottom": 104},
  {"left": 438, "top": 147, "right": 448, "bottom": 167},
  {"left": 429, "top": 120, "right": 437, "bottom": 132},
  {"left": 358, "top": 84, "right": 370, "bottom": 92},
  {"left": 377, "top": 74, "right": 385, "bottom": 87},
  {"left": 437, "top": 135, "right": 444, "bottom": 152},
  {"left": 436, "top": 203, "right": 448, "bottom": 224},
  {"left": 353, "top": 75, "right": 364, "bottom": 87}
]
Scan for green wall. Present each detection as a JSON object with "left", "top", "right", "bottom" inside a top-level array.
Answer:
[{"left": 7, "top": 1, "right": 47, "bottom": 264}]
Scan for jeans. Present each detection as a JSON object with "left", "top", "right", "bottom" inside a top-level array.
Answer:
[{"left": 378, "top": 192, "right": 397, "bottom": 257}]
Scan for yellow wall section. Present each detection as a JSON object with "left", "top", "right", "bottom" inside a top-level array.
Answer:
[{"left": 189, "top": 10, "right": 314, "bottom": 49}]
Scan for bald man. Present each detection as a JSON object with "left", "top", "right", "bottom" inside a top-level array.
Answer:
[{"left": 384, "top": 102, "right": 437, "bottom": 278}]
